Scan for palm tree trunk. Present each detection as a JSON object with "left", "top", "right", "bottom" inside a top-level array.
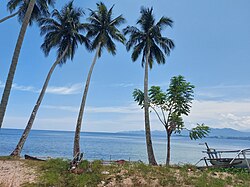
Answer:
[
  {"left": 0, "top": 0, "right": 36, "bottom": 128},
  {"left": 0, "top": 10, "right": 20, "bottom": 24},
  {"left": 73, "top": 42, "right": 101, "bottom": 157},
  {"left": 166, "top": 130, "right": 171, "bottom": 165},
  {"left": 10, "top": 47, "right": 68, "bottom": 157},
  {"left": 144, "top": 50, "right": 157, "bottom": 165}
]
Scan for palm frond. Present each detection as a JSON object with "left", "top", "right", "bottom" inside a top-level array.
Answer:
[
  {"left": 156, "top": 17, "right": 173, "bottom": 30},
  {"left": 7, "top": 0, "right": 22, "bottom": 13},
  {"left": 131, "top": 41, "right": 145, "bottom": 62},
  {"left": 133, "top": 89, "right": 144, "bottom": 106},
  {"left": 8, "top": 0, "right": 55, "bottom": 25},
  {"left": 124, "top": 7, "right": 174, "bottom": 69},
  {"left": 40, "top": 1, "right": 88, "bottom": 63},
  {"left": 105, "top": 33, "right": 116, "bottom": 55},
  {"left": 86, "top": 1, "right": 125, "bottom": 56},
  {"left": 110, "top": 15, "right": 125, "bottom": 27}
]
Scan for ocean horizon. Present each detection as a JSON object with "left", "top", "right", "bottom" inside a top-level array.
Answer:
[{"left": 1, "top": 128, "right": 250, "bottom": 165}]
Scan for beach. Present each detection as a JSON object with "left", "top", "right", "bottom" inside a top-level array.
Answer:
[
  {"left": 0, "top": 160, "right": 37, "bottom": 187},
  {"left": 1, "top": 158, "right": 249, "bottom": 186}
]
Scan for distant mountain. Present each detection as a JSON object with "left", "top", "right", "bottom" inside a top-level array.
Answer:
[
  {"left": 119, "top": 128, "right": 250, "bottom": 140},
  {"left": 208, "top": 128, "right": 250, "bottom": 138}
]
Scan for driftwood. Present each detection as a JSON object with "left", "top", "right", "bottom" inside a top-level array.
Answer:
[{"left": 24, "top": 154, "right": 45, "bottom": 161}]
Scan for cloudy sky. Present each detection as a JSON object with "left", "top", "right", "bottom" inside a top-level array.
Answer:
[{"left": 1, "top": 0, "right": 250, "bottom": 132}]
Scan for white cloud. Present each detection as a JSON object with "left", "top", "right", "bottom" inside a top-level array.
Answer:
[
  {"left": 42, "top": 105, "right": 79, "bottom": 112},
  {"left": 17, "top": 99, "right": 250, "bottom": 132},
  {"left": 45, "top": 83, "right": 82, "bottom": 95},
  {"left": 0, "top": 80, "right": 83, "bottom": 95},
  {"left": 185, "top": 100, "right": 250, "bottom": 131},
  {"left": 39, "top": 99, "right": 250, "bottom": 132},
  {"left": 12, "top": 83, "right": 36, "bottom": 92},
  {"left": 86, "top": 105, "right": 140, "bottom": 114},
  {"left": 196, "top": 84, "right": 250, "bottom": 101},
  {"left": 110, "top": 83, "right": 136, "bottom": 88},
  {"left": 42, "top": 103, "right": 141, "bottom": 114}
]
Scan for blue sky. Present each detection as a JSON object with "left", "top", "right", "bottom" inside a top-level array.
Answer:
[{"left": 1, "top": 0, "right": 250, "bottom": 132}]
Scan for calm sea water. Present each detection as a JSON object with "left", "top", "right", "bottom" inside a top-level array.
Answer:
[{"left": 0, "top": 128, "right": 249, "bottom": 165}]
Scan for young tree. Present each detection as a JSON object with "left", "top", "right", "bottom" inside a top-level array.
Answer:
[
  {"left": 10, "top": 1, "right": 89, "bottom": 157},
  {"left": 0, "top": 0, "right": 55, "bottom": 128},
  {"left": 124, "top": 7, "right": 174, "bottom": 165},
  {"left": 73, "top": 2, "right": 125, "bottom": 157},
  {"left": 133, "top": 75, "right": 210, "bottom": 165}
]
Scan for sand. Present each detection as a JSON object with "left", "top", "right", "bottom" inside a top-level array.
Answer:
[{"left": 0, "top": 160, "right": 37, "bottom": 187}]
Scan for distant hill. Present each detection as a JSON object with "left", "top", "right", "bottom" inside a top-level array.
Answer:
[
  {"left": 208, "top": 128, "right": 250, "bottom": 138},
  {"left": 119, "top": 128, "right": 250, "bottom": 140}
]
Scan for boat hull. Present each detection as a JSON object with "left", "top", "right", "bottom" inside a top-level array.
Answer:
[{"left": 210, "top": 158, "right": 250, "bottom": 168}]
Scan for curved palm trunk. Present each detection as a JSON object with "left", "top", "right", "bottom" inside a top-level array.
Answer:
[
  {"left": 73, "top": 42, "right": 101, "bottom": 157},
  {"left": 0, "top": 0, "right": 36, "bottom": 128},
  {"left": 144, "top": 50, "right": 157, "bottom": 165},
  {"left": 10, "top": 47, "right": 68, "bottom": 157},
  {"left": 0, "top": 10, "right": 20, "bottom": 24}
]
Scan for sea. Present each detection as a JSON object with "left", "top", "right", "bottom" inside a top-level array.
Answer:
[{"left": 0, "top": 128, "right": 249, "bottom": 165}]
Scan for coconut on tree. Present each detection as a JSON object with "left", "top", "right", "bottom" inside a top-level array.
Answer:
[
  {"left": 123, "top": 7, "right": 175, "bottom": 165},
  {"left": 73, "top": 2, "right": 126, "bottom": 157},
  {"left": 0, "top": 0, "right": 55, "bottom": 128},
  {"left": 10, "top": 1, "right": 90, "bottom": 157}
]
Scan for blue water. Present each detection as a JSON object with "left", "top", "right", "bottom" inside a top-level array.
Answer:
[{"left": 0, "top": 128, "right": 249, "bottom": 165}]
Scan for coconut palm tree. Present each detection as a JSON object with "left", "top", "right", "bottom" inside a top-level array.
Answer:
[
  {"left": 0, "top": 0, "right": 55, "bottom": 128},
  {"left": 123, "top": 7, "right": 174, "bottom": 165},
  {"left": 73, "top": 2, "right": 125, "bottom": 156},
  {"left": 10, "top": 1, "right": 89, "bottom": 157},
  {"left": 0, "top": 0, "right": 55, "bottom": 24}
]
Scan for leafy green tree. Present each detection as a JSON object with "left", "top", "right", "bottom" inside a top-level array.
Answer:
[
  {"left": 0, "top": 0, "right": 55, "bottom": 128},
  {"left": 133, "top": 75, "right": 210, "bottom": 165},
  {"left": 124, "top": 7, "right": 174, "bottom": 165},
  {"left": 0, "top": 0, "right": 55, "bottom": 24},
  {"left": 73, "top": 2, "right": 125, "bottom": 156},
  {"left": 10, "top": 1, "right": 89, "bottom": 157}
]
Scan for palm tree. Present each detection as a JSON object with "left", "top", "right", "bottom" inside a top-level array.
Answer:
[
  {"left": 10, "top": 1, "right": 89, "bottom": 157},
  {"left": 0, "top": 0, "right": 55, "bottom": 128},
  {"left": 123, "top": 7, "right": 174, "bottom": 165},
  {"left": 73, "top": 2, "right": 125, "bottom": 156},
  {"left": 0, "top": 0, "right": 55, "bottom": 24}
]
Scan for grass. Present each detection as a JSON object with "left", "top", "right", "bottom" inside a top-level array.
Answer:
[{"left": 1, "top": 156, "right": 249, "bottom": 186}]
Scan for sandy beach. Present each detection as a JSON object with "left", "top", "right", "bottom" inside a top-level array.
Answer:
[{"left": 0, "top": 160, "right": 37, "bottom": 187}]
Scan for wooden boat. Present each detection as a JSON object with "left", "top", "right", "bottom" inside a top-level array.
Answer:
[
  {"left": 24, "top": 154, "right": 46, "bottom": 161},
  {"left": 196, "top": 143, "right": 250, "bottom": 171}
]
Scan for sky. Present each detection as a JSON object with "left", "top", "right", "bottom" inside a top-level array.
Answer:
[{"left": 0, "top": 0, "right": 250, "bottom": 132}]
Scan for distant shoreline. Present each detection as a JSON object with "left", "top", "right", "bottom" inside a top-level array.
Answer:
[{"left": 1, "top": 127, "right": 250, "bottom": 141}]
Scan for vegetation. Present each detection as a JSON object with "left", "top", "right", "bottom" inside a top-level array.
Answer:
[
  {"left": 124, "top": 7, "right": 174, "bottom": 165},
  {"left": 133, "top": 75, "right": 210, "bottom": 165},
  {"left": 0, "top": 0, "right": 55, "bottom": 24},
  {"left": 73, "top": 2, "right": 126, "bottom": 157},
  {"left": 10, "top": 1, "right": 89, "bottom": 157},
  {"left": 17, "top": 159, "right": 250, "bottom": 187},
  {"left": 0, "top": 3, "right": 221, "bottom": 187}
]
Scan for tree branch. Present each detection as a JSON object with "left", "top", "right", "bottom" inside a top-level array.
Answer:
[{"left": 150, "top": 104, "right": 165, "bottom": 126}]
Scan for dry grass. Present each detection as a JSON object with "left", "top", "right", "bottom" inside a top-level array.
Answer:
[{"left": 0, "top": 157, "right": 249, "bottom": 187}]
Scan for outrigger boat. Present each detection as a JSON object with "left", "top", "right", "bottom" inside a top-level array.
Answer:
[{"left": 196, "top": 143, "right": 250, "bottom": 171}]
